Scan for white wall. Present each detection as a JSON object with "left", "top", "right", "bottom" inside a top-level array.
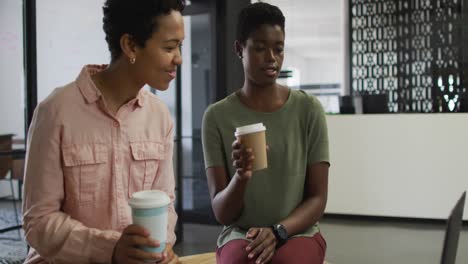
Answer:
[
  {"left": 326, "top": 114, "right": 468, "bottom": 220},
  {"left": 0, "top": 0, "right": 24, "bottom": 198},
  {"left": 1, "top": 0, "right": 113, "bottom": 136},
  {"left": 0, "top": 0, "right": 25, "bottom": 137},
  {"left": 36, "top": 0, "right": 108, "bottom": 102},
  {"left": 284, "top": 49, "right": 344, "bottom": 86}
]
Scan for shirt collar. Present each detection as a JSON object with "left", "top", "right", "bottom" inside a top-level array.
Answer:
[{"left": 76, "top": 64, "right": 145, "bottom": 108}]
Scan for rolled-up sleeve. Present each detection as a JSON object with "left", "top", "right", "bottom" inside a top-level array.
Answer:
[
  {"left": 152, "top": 120, "right": 178, "bottom": 245},
  {"left": 22, "top": 102, "right": 120, "bottom": 264}
]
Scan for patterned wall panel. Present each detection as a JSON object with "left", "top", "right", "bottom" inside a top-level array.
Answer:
[{"left": 350, "top": 0, "right": 467, "bottom": 112}]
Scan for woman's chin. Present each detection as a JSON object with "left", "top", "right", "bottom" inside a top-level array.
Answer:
[{"left": 149, "top": 83, "right": 170, "bottom": 92}]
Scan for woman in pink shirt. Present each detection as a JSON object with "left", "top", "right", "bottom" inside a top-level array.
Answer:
[{"left": 22, "top": 0, "right": 185, "bottom": 263}]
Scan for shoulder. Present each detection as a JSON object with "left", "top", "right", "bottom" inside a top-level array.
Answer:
[
  {"left": 142, "top": 90, "right": 172, "bottom": 120},
  {"left": 289, "top": 89, "right": 324, "bottom": 113},
  {"left": 140, "top": 90, "right": 175, "bottom": 138},
  {"left": 36, "top": 81, "right": 79, "bottom": 119},
  {"left": 204, "top": 93, "right": 237, "bottom": 121}
]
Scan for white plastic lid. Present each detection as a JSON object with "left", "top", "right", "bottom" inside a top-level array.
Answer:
[
  {"left": 128, "top": 190, "right": 170, "bottom": 209},
  {"left": 234, "top": 123, "right": 266, "bottom": 137}
]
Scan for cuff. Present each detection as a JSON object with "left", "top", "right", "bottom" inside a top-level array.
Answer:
[{"left": 89, "top": 230, "right": 121, "bottom": 263}]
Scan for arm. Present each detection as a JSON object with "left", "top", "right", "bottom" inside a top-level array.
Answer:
[
  {"left": 206, "top": 156, "right": 250, "bottom": 226},
  {"left": 279, "top": 162, "right": 329, "bottom": 235},
  {"left": 202, "top": 108, "right": 254, "bottom": 226},
  {"left": 279, "top": 95, "right": 330, "bottom": 235},
  {"left": 22, "top": 103, "right": 120, "bottom": 264},
  {"left": 152, "top": 121, "right": 177, "bottom": 245},
  {"left": 115, "top": 110, "right": 177, "bottom": 264}
]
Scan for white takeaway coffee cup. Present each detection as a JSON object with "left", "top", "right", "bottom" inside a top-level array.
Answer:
[{"left": 128, "top": 190, "right": 170, "bottom": 254}]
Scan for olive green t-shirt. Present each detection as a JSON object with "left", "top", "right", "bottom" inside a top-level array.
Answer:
[{"left": 201, "top": 89, "right": 330, "bottom": 247}]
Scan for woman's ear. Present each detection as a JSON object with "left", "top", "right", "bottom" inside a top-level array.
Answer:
[
  {"left": 234, "top": 40, "right": 244, "bottom": 59},
  {"left": 120, "top": 33, "right": 138, "bottom": 63}
]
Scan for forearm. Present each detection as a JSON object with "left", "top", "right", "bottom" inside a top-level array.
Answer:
[
  {"left": 166, "top": 205, "right": 177, "bottom": 245},
  {"left": 280, "top": 194, "right": 327, "bottom": 236},
  {"left": 212, "top": 173, "right": 249, "bottom": 225},
  {"left": 24, "top": 211, "right": 120, "bottom": 263}
]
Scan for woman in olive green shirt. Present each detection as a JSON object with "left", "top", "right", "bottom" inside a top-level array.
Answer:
[{"left": 202, "top": 3, "right": 329, "bottom": 264}]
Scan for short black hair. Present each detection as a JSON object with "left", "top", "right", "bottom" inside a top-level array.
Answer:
[
  {"left": 103, "top": 0, "right": 185, "bottom": 62},
  {"left": 236, "top": 2, "right": 285, "bottom": 45}
]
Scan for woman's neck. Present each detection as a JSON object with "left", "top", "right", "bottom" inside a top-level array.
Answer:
[
  {"left": 92, "top": 62, "right": 142, "bottom": 115},
  {"left": 238, "top": 81, "right": 289, "bottom": 112}
]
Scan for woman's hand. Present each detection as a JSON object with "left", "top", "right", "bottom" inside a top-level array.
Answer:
[
  {"left": 112, "top": 224, "right": 164, "bottom": 264},
  {"left": 158, "top": 244, "right": 180, "bottom": 264},
  {"left": 231, "top": 139, "right": 255, "bottom": 181},
  {"left": 245, "top": 227, "right": 277, "bottom": 264}
]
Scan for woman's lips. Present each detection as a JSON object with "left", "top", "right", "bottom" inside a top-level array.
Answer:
[
  {"left": 264, "top": 68, "right": 278, "bottom": 77},
  {"left": 167, "top": 71, "right": 177, "bottom": 79}
]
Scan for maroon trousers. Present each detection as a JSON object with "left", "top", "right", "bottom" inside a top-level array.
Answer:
[{"left": 216, "top": 232, "right": 326, "bottom": 264}]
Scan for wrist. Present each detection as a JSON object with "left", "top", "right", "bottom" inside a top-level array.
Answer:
[
  {"left": 234, "top": 172, "right": 250, "bottom": 183},
  {"left": 271, "top": 224, "right": 288, "bottom": 248}
]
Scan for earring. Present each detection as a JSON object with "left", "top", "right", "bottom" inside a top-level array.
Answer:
[{"left": 130, "top": 57, "right": 136, "bottom": 64}]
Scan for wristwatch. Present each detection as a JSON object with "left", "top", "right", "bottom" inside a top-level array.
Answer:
[{"left": 271, "top": 224, "right": 288, "bottom": 248}]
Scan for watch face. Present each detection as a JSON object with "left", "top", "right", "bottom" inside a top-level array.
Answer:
[{"left": 277, "top": 224, "right": 288, "bottom": 240}]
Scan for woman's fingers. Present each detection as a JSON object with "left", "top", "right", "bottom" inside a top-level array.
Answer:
[
  {"left": 246, "top": 228, "right": 260, "bottom": 239},
  {"left": 256, "top": 246, "right": 275, "bottom": 264}
]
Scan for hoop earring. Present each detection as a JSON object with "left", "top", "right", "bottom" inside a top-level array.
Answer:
[{"left": 130, "top": 57, "right": 136, "bottom": 64}]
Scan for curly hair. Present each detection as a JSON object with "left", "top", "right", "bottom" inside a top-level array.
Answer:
[
  {"left": 236, "top": 2, "right": 285, "bottom": 45},
  {"left": 103, "top": 0, "right": 185, "bottom": 62}
]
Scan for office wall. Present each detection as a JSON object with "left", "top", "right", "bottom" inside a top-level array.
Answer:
[
  {"left": 326, "top": 114, "right": 468, "bottom": 220},
  {"left": 0, "top": 0, "right": 25, "bottom": 137},
  {"left": 284, "top": 49, "right": 344, "bottom": 86},
  {"left": 0, "top": 0, "right": 24, "bottom": 198},
  {"left": 36, "top": 0, "right": 108, "bottom": 102}
]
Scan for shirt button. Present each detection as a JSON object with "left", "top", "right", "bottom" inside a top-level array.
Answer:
[{"left": 113, "top": 121, "right": 119, "bottom": 127}]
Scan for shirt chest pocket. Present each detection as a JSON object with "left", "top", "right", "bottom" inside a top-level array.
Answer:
[
  {"left": 128, "top": 142, "right": 166, "bottom": 197},
  {"left": 62, "top": 143, "right": 108, "bottom": 204}
]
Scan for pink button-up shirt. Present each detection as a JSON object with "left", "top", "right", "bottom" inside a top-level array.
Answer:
[{"left": 22, "top": 65, "right": 178, "bottom": 264}]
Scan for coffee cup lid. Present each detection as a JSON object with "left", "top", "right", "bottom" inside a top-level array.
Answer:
[
  {"left": 128, "top": 190, "right": 170, "bottom": 209},
  {"left": 234, "top": 123, "right": 266, "bottom": 137}
]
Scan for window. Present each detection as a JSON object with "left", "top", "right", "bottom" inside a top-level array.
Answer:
[{"left": 350, "top": 0, "right": 467, "bottom": 112}]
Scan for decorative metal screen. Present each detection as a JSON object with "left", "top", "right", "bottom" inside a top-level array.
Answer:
[{"left": 350, "top": 0, "right": 467, "bottom": 112}]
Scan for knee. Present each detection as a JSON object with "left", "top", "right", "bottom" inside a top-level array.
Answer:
[
  {"left": 217, "top": 240, "right": 255, "bottom": 264},
  {"left": 271, "top": 237, "right": 325, "bottom": 264}
]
